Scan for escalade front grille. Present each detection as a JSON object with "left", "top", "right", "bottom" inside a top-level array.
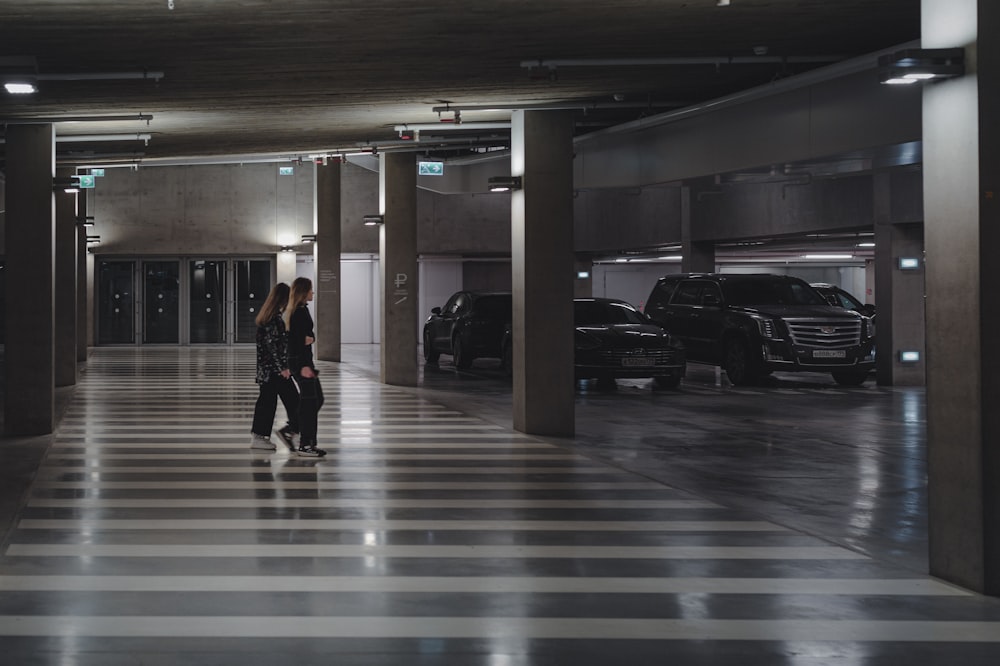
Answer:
[
  {"left": 784, "top": 319, "right": 861, "bottom": 347},
  {"left": 594, "top": 349, "right": 678, "bottom": 364}
]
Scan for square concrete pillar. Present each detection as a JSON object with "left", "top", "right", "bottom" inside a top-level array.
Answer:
[
  {"left": 55, "top": 168, "right": 78, "bottom": 388},
  {"left": 4, "top": 124, "right": 56, "bottom": 435},
  {"left": 315, "top": 161, "right": 342, "bottom": 363},
  {"left": 923, "top": 0, "right": 1000, "bottom": 595},
  {"left": 379, "top": 152, "right": 418, "bottom": 386},
  {"left": 511, "top": 110, "right": 575, "bottom": 437}
]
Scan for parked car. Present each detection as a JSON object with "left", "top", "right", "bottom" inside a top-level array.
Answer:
[
  {"left": 644, "top": 274, "right": 875, "bottom": 386},
  {"left": 501, "top": 297, "right": 686, "bottom": 388},
  {"left": 423, "top": 291, "right": 511, "bottom": 369},
  {"left": 810, "top": 283, "right": 876, "bottom": 318}
]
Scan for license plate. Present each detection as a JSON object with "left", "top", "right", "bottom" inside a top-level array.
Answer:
[
  {"left": 622, "top": 357, "right": 654, "bottom": 367},
  {"left": 812, "top": 349, "right": 846, "bottom": 358}
]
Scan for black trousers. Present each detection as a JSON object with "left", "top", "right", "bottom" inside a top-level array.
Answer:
[
  {"left": 251, "top": 374, "right": 300, "bottom": 437},
  {"left": 293, "top": 373, "right": 324, "bottom": 445}
]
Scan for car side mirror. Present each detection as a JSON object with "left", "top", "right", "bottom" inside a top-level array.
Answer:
[
  {"left": 862, "top": 304, "right": 876, "bottom": 317},
  {"left": 431, "top": 307, "right": 441, "bottom": 315}
]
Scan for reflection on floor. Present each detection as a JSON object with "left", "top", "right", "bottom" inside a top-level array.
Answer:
[{"left": 0, "top": 346, "right": 998, "bottom": 665}]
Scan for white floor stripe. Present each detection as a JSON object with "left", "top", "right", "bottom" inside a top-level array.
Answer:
[
  {"left": 0, "top": 575, "right": 969, "bottom": 596},
  {"left": 49, "top": 441, "right": 550, "bottom": 449},
  {"left": 0, "top": 616, "right": 996, "bottom": 641},
  {"left": 42, "top": 453, "right": 579, "bottom": 461},
  {"left": 5, "top": 544, "right": 868, "bottom": 560},
  {"left": 29, "top": 480, "right": 666, "bottom": 490},
  {"left": 34, "top": 465, "right": 609, "bottom": 475},
  {"left": 25, "top": 498, "right": 717, "bottom": 509},
  {"left": 58, "top": 424, "right": 503, "bottom": 431},
  {"left": 18, "top": 518, "right": 785, "bottom": 532}
]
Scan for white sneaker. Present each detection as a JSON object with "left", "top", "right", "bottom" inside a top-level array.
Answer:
[{"left": 250, "top": 434, "right": 276, "bottom": 451}]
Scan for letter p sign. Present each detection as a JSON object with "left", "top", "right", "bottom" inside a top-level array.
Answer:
[{"left": 394, "top": 273, "right": 408, "bottom": 288}]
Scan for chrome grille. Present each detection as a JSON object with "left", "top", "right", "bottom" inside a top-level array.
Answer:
[
  {"left": 593, "top": 348, "right": 678, "bottom": 364},
  {"left": 785, "top": 319, "right": 861, "bottom": 347}
]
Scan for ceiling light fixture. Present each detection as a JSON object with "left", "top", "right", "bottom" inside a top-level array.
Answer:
[
  {"left": 301, "top": 234, "right": 317, "bottom": 243},
  {"left": 363, "top": 214, "right": 384, "bottom": 226},
  {"left": 488, "top": 176, "right": 522, "bottom": 192},
  {"left": 802, "top": 254, "right": 854, "bottom": 260},
  {"left": 879, "top": 48, "right": 964, "bottom": 85}
]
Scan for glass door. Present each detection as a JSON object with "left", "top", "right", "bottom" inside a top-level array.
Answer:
[
  {"left": 98, "top": 260, "right": 136, "bottom": 344},
  {"left": 143, "top": 261, "right": 180, "bottom": 343},
  {"left": 189, "top": 259, "right": 227, "bottom": 344}
]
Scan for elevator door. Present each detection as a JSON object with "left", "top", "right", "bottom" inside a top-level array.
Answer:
[
  {"left": 98, "top": 260, "right": 136, "bottom": 344},
  {"left": 235, "top": 260, "right": 271, "bottom": 343},
  {"left": 189, "top": 260, "right": 227, "bottom": 343},
  {"left": 144, "top": 261, "right": 180, "bottom": 343}
]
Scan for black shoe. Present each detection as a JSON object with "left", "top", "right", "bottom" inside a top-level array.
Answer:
[
  {"left": 296, "top": 442, "right": 326, "bottom": 457},
  {"left": 276, "top": 426, "right": 298, "bottom": 452}
]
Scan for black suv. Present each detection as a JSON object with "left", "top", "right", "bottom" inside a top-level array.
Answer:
[
  {"left": 644, "top": 274, "right": 875, "bottom": 386},
  {"left": 423, "top": 291, "right": 511, "bottom": 369}
]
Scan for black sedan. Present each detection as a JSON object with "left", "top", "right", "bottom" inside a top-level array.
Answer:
[
  {"left": 501, "top": 297, "right": 686, "bottom": 388},
  {"left": 423, "top": 291, "right": 512, "bottom": 369}
]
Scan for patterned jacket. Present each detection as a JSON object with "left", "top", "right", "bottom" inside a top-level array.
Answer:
[{"left": 255, "top": 314, "right": 288, "bottom": 384}]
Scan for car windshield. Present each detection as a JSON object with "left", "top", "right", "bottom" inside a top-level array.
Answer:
[
  {"left": 575, "top": 300, "right": 646, "bottom": 326},
  {"left": 471, "top": 295, "right": 512, "bottom": 318},
  {"left": 722, "top": 279, "right": 827, "bottom": 306}
]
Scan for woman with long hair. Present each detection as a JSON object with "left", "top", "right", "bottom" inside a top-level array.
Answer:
[
  {"left": 286, "top": 276, "right": 325, "bottom": 456},
  {"left": 250, "top": 282, "right": 300, "bottom": 451}
]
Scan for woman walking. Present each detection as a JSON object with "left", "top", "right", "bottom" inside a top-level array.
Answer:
[
  {"left": 250, "top": 282, "right": 300, "bottom": 451},
  {"left": 286, "top": 276, "right": 326, "bottom": 457}
]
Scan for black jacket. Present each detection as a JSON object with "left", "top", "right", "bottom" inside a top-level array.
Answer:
[{"left": 287, "top": 304, "right": 315, "bottom": 373}]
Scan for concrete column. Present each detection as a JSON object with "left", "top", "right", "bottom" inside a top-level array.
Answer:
[
  {"left": 315, "top": 161, "right": 342, "bottom": 363},
  {"left": 873, "top": 173, "right": 926, "bottom": 386},
  {"left": 680, "top": 186, "right": 715, "bottom": 273},
  {"left": 379, "top": 152, "right": 418, "bottom": 386},
  {"left": 923, "top": 0, "right": 999, "bottom": 595},
  {"left": 77, "top": 190, "right": 89, "bottom": 362},
  {"left": 511, "top": 110, "right": 575, "bottom": 436},
  {"left": 54, "top": 169, "right": 78, "bottom": 387},
  {"left": 4, "top": 124, "right": 55, "bottom": 435}
]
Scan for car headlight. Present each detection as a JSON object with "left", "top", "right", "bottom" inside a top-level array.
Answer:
[
  {"left": 864, "top": 316, "right": 876, "bottom": 339},
  {"left": 753, "top": 317, "right": 785, "bottom": 339}
]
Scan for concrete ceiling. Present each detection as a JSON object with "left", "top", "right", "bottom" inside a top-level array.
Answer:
[{"left": 0, "top": 0, "right": 920, "bottom": 167}]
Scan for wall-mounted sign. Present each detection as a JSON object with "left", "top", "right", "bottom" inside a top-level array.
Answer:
[
  {"left": 91, "top": 168, "right": 105, "bottom": 177},
  {"left": 418, "top": 161, "right": 444, "bottom": 176},
  {"left": 76, "top": 175, "right": 96, "bottom": 189},
  {"left": 279, "top": 166, "right": 294, "bottom": 176}
]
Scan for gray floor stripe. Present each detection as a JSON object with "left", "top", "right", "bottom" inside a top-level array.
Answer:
[
  {"left": 30, "top": 481, "right": 665, "bottom": 490},
  {"left": 0, "top": 616, "right": 997, "bottom": 641}
]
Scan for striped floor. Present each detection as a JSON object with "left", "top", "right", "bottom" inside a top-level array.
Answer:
[{"left": 1, "top": 347, "right": 999, "bottom": 665}]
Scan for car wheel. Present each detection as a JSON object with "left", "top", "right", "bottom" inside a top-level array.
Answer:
[
  {"left": 724, "top": 338, "right": 758, "bottom": 386},
  {"left": 453, "top": 335, "right": 473, "bottom": 369},
  {"left": 653, "top": 374, "right": 682, "bottom": 389},
  {"left": 832, "top": 370, "right": 869, "bottom": 386},
  {"left": 501, "top": 342, "right": 513, "bottom": 377},
  {"left": 423, "top": 331, "right": 439, "bottom": 363}
]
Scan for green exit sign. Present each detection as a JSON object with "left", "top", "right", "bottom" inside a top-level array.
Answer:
[
  {"left": 91, "top": 168, "right": 105, "bottom": 177},
  {"left": 76, "top": 175, "right": 96, "bottom": 189},
  {"left": 279, "top": 166, "right": 294, "bottom": 176},
  {"left": 418, "top": 161, "right": 444, "bottom": 176}
]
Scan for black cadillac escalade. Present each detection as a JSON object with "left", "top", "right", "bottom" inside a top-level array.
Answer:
[{"left": 644, "top": 274, "right": 876, "bottom": 386}]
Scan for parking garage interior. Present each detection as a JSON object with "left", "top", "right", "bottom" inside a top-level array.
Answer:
[{"left": 1, "top": 0, "right": 999, "bottom": 662}]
